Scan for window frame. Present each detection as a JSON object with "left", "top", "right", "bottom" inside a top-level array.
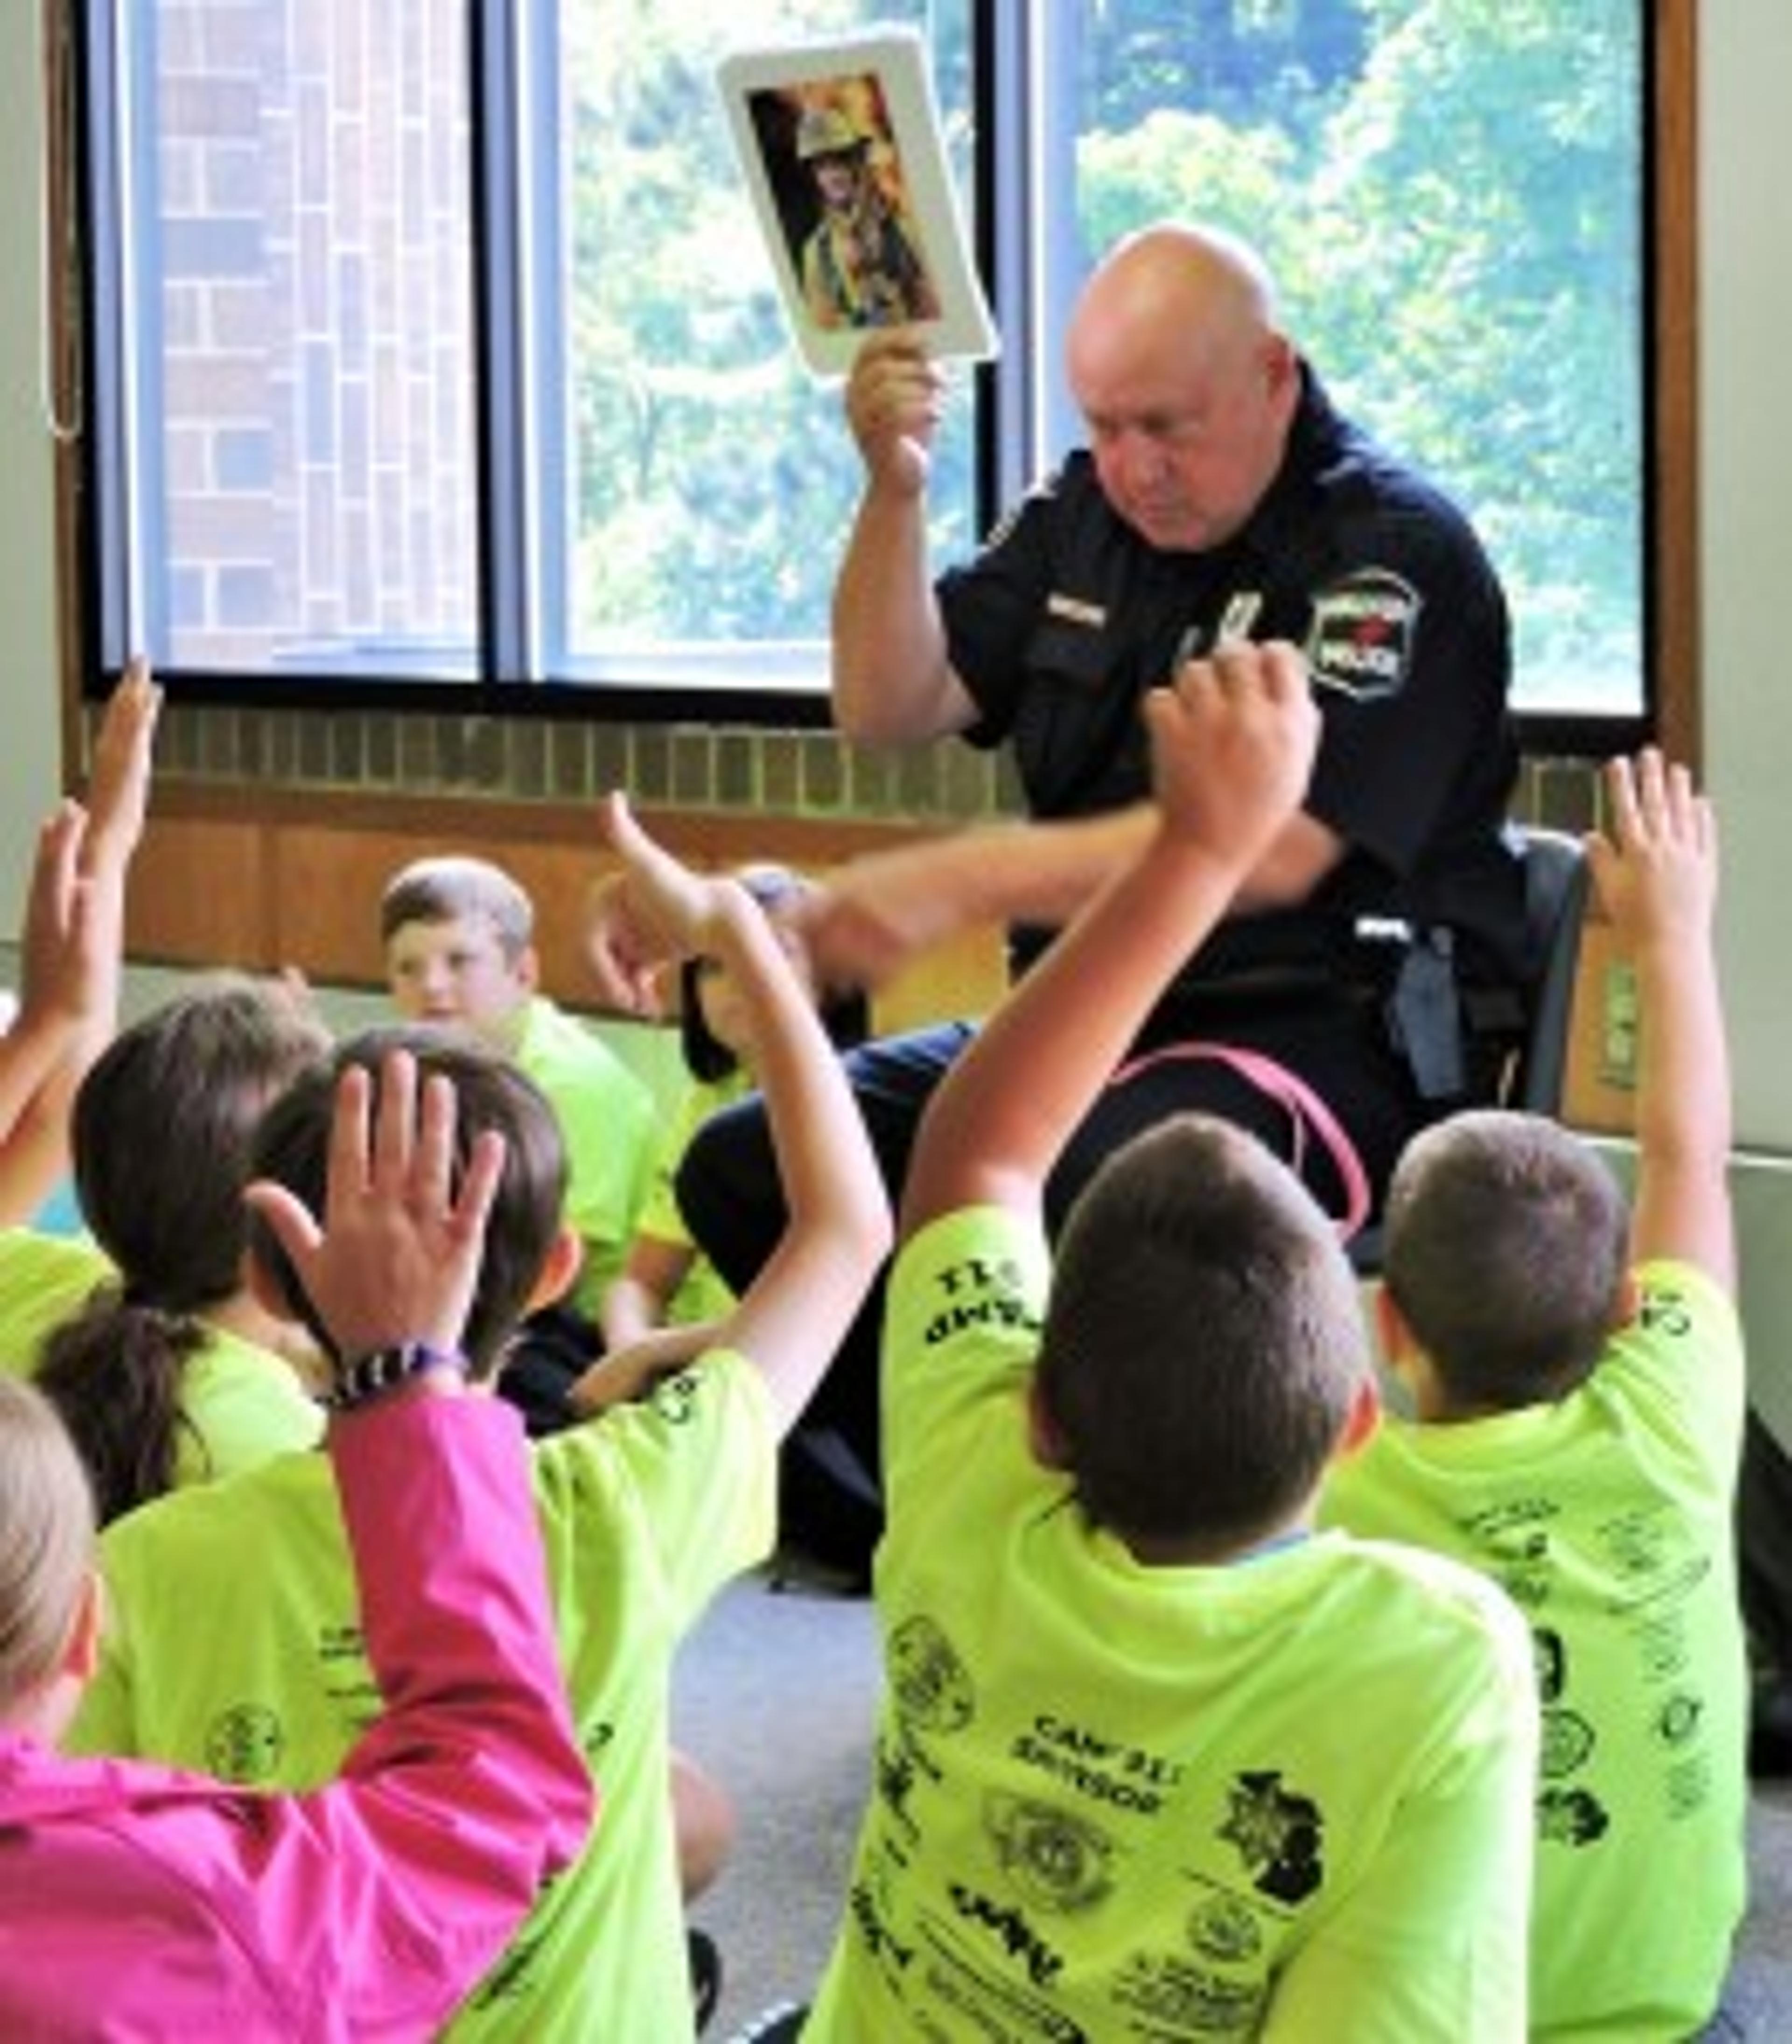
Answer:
[{"left": 56, "top": 0, "right": 1696, "bottom": 761}]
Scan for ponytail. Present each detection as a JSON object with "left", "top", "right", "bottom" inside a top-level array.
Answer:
[{"left": 36, "top": 1288, "right": 210, "bottom": 1524}]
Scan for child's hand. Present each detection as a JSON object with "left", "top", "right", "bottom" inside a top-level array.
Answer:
[
  {"left": 244, "top": 1047, "right": 505, "bottom": 1366},
  {"left": 83, "top": 657, "right": 162, "bottom": 874},
  {"left": 1143, "top": 639, "right": 1319, "bottom": 870},
  {"left": 592, "top": 793, "right": 742, "bottom": 982},
  {"left": 567, "top": 1323, "right": 712, "bottom": 1416},
  {"left": 1586, "top": 747, "right": 1716, "bottom": 952},
  {"left": 16, "top": 800, "right": 104, "bottom": 1028}
]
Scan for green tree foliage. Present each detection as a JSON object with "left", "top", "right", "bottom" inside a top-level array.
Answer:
[
  {"left": 562, "top": 1, "right": 974, "bottom": 653},
  {"left": 565, "top": 0, "right": 1641, "bottom": 710}
]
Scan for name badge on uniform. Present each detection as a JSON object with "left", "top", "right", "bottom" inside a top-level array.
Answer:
[
  {"left": 1306, "top": 568, "right": 1421, "bottom": 700},
  {"left": 1045, "top": 591, "right": 1107, "bottom": 630}
]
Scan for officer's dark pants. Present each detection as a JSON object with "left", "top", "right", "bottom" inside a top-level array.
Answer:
[
  {"left": 675, "top": 988, "right": 1436, "bottom": 1574},
  {"left": 1739, "top": 1412, "right": 1792, "bottom": 1774}
]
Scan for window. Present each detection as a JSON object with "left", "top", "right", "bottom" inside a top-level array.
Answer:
[{"left": 69, "top": 0, "right": 1662, "bottom": 737}]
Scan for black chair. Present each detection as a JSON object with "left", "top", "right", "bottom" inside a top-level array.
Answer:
[
  {"left": 1349, "top": 826, "right": 1591, "bottom": 1274},
  {"left": 1502, "top": 826, "right": 1592, "bottom": 1116}
]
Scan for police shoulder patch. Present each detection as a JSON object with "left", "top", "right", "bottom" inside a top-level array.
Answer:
[{"left": 1305, "top": 567, "right": 1421, "bottom": 701}]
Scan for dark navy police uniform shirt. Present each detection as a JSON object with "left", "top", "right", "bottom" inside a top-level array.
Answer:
[{"left": 936, "top": 366, "right": 1527, "bottom": 1003}]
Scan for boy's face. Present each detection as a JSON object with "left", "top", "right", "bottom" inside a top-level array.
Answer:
[{"left": 385, "top": 913, "right": 535, "bottom": 1050}]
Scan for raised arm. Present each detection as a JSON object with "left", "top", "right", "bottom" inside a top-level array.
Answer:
[
  {"left": 1584, "top": 747, "right": 1732, "bottom": 1291},
  {"left": 830, "top": 331, "right": 979, "bottom": 743},
  {"left": 902, "top": 641, "right": 1320, "bottom": 1235},
  {"left": 238, "top": 1049, "right": 593, "bottom": 2029},
  {"left": 0, "top": 661, "right": 161, "bottom": 1222},
  {"left": 793, "top": 792, "right": 1341, "bottom": 996},
  {"left": 588, "top": 794, "right": 890, "bottom": 1434}
]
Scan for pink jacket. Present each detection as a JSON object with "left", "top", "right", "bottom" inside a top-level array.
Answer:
[{"left": 0, "top": 1395, "right": 594, "bottom": 2040}]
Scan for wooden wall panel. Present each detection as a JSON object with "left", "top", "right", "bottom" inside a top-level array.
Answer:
[
  {"left": 126, "top": 790, "right": 1013, "bottom": 1033},
  {"left": 126, "top": 815, "right": 270, "bottom": 970}
]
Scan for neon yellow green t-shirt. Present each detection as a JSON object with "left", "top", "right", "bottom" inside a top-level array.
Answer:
[
  {"left": 0, "top": 1228, "right": 322, "bottom": 1484},
  {"left": 1322, "top": 1259, "right": 1749, "bottom": 2041},
  {"left": 72, "top": 1354, "right": 774, "bottom": 2041},
  {"left": 515, "top": 994, "right": 655, "bottom": 1318},
  {"left": 630, "top": 1071, "right": 749, "bottom": 1327},
  {"left": 804, "top": 1205, "right": 1539, "bottom": 2044}
]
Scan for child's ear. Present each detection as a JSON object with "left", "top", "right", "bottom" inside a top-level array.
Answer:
[
  {"left": 1373, "top": 1282, "right": 1415, "bottom": 1365},
  {"left": 517, "top": 943, "right": 543, "bottom": 994},
  {"left": 1336, "top": 1373, "right": 1382, "bottom": 1459},
  {"left": 525, "top": 1224, "right": 585, "bottom": 1315},
  {"left": 62, "top": 1569, "right": 106, "bottom": 1684},
  {"left": 1610, "top": 1269, "right": 1642, "bottom": 1331}
]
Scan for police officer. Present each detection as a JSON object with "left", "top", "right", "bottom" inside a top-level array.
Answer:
[{"left": 589, "top": 220, "right": 1527, "bottom": 1575}]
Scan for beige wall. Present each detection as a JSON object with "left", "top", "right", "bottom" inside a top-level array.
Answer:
[{"left": 1699, "top": 4, "right": 1792, "bottom": 1153}]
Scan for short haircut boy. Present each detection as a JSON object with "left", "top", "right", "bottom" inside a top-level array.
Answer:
[
  {"left": 800, "top": 648, "right": 1539, "bottom": 2040},
  {"left": 1322, "top": 747, "right": 1746, "bottom": 2039},
  {"left": 1038, "top": 1113, "right": 1366, "bottom": 1547},
  {"left": 1380, "top": 1107, "right": 1629, "bottom": 1408},
  {"left": 379, "top": 856, "right": 534, "bottom": 961}
]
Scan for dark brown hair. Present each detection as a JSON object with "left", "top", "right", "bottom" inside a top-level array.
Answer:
[
  {"left": 247, "top": 1024, "right": 568, "bottom": 1377},
  {"left": 35, "top": 978, "right": 330, "bottom": 1524},
  {"left": 1382, "top": 1108, "right": 1628, "bottom": 1409},
  {"left": 1035, "top": 1114, "right": 1367, "bottom": 1552},
  {"left": 678, "top": 866, "right": 867, "bottom": 1084}
]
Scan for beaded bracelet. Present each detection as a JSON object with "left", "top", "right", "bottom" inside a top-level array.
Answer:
[{"left": 323, "top": 1341, "right": 469, "bottom": 1412}]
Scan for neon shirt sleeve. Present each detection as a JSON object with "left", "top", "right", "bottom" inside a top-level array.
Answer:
[{"left": 515, "top": 997, "right": 656, "bottom": 1311}]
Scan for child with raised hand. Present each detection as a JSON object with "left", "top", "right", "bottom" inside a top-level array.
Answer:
[
  {"left": 71, "top": 793, "right": 889, "bottom": 2040},
  {"left": 3, "top": 976, "right": 331, "bottom": 1521},
  {"left": 1322, "top": 748, "right": 1746, "bottom": 2039},
  {"left": 0, "top": 659, "right": 160, "bottom": 1225},
  {"left": 595, "top": 864, "right": 868, "bottom": 1369},
  {"left": 0, "top": 1044, "right": 593, "bottom": 2039},
  {"left": 380, "top": 848, "right": 656, "bottom": 1435},
  {"left": 788, "top": 642, "right": 1538, "bottom": 2042}
]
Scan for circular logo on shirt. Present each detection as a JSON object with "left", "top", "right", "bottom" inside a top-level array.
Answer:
[
  {"left": 1655, "top": 1692, "right": 1704, "bottom": 1747},
  {"left": 1187, "top": 1893, "right": 1264, "bottom": 1964},
  {"left": 986, "top": 1792, "right": 1114, "bottom": 1912},
  {"left": 889, "top": 1614, "right": 974, "bottom": 1733},
  {"left": 1540, "top": 1707, "right": 1596, "bottom": 1780},
  {"left": 205, "top": 1703, "right": 285, "bottom": 1783}
]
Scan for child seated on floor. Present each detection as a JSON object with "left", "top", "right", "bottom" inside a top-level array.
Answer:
[
  {"left": 381, "top": 850, "right": 656, "bottom": 1432},
  {"left": 0, "top": 1043, "right": 592, "bottom": 2037},
  {"left": 599, "top": 864, "right": 867, "bottom": 1354},
  {"left": 1321, "top": 748, "right": 1748, "bottom": 2039},
  {"left": 779, "top": 642, "right": 1540, "bottom": 2042},
  {"left": 72, "top": 794, "right": 889, "bottom": 2041},
  {"left": 5, "top": 975, "right": 330, "bottom": 1519},
  {"left": 585, "top": 862, "right": 875, "bottom": 1587}
]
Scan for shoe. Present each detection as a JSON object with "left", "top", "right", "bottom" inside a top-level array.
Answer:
[
  {"left": 1748, "top": 1677, "right": 1792, "bottom": 1780},
  {"left": 723, "top": 2002, "right": 807, "bottom": 2044},
  {"left": 688, "top": 1926, "right": 723, "bottom": 2035}
]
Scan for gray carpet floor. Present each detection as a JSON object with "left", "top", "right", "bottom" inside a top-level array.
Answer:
[{"left": 673, "top": 1562, "right": 1792, "bottom": 2040}]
